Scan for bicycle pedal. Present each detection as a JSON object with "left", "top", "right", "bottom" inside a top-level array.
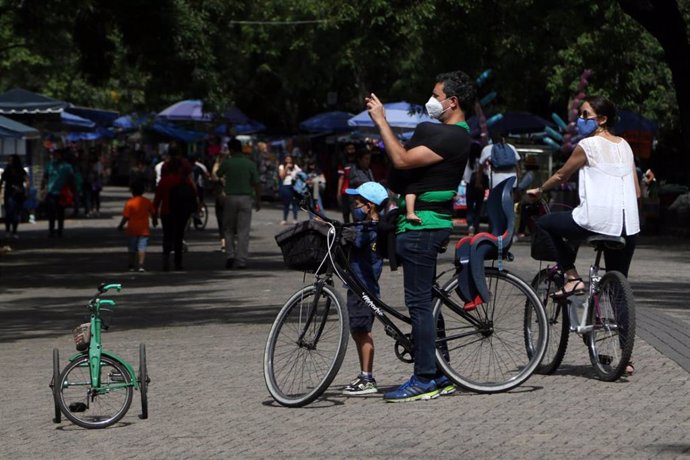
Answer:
[{"left": 69, "top": 402, "right": 87, "bottom": 413}]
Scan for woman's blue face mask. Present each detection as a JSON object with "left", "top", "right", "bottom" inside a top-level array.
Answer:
[{"left": 576, "top": 117, "right": 599, "bottom": 136}]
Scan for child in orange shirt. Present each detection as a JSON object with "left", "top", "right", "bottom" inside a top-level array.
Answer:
[{"left": 117, "top": 182, "right": 157, "bottom": 272}]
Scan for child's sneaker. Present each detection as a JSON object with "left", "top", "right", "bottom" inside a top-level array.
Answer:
[
  {"left": 383, "top": 374, "right": 440, "bottom": 402},
  {"left": 342, "top": 375, "right": 378, "bottom": 396}
]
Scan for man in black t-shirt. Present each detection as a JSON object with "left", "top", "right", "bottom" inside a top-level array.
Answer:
[{"left": 366, "top": 71, "right": 475, "bottom": 402}]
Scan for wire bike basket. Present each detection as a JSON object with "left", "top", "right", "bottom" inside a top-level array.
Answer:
[{"left": 275, "top": 220, "right": 354, "bottom": 273}]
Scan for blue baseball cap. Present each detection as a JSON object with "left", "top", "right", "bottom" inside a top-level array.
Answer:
[{"left": 345, "top": 182, "right": 388, "bottom": 206}]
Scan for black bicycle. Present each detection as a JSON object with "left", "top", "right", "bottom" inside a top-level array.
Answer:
[{"left": 263, "top": 183, "right": 548, "bottom": 407}]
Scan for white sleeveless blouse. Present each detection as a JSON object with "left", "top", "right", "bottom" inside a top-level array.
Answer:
[{"left": 572, "top": 136, "right": 640, "bottom": 236}]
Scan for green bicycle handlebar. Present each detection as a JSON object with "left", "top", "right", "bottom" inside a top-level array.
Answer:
[{"left": 99, "top": 283, "right": 122, "bottom": 293}]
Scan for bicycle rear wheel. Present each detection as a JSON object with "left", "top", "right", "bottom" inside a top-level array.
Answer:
[
  {"left": 588, "top": 271, "right": 635, "bottom": 381},
  {"left": 51, "top": 348, "right": 61, "bottom": 423},
  {"left": 434, "top": 268, "right": 548, "bottom": 393},
  {"left": 528, "top": 269, "right": 569, "bottom": 374},
  {"left": 264, "top": 283, "right": 348, "bottom": 407},
  {"left": 57, "top": 354, "right": 133, "bottom": 429}
]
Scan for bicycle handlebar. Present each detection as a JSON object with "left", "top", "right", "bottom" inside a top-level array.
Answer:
[{"left": 98, "top": 283, "right": 122, "bottom": 293}]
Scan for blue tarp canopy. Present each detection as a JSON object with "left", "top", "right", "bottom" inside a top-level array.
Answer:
[
  {"left": 65, "top": 128, "right": 115, "bottom": 142},
  {"left": 214, "top": 119, "right": 267, "bottom": 135},
  {"left": 614, "top": 110, "right": 657, "bottom": 134},
  {"left": 61, "top": 111, "right": 95, "bottom": 129},
  {"left": 299, "top": 111, "right": 354, "bottom": 133},
  {"left": 480, "top": 111, "right": 554, "bottom": 135},
  {"left": 65, "top": 106, "right": 119, "bottom": 127},
  {"left": 151, "top": 120, "right": 206, "bottom": 142},
  {"left": 0, "top": 115, "right": 40, "bottom": 139}
]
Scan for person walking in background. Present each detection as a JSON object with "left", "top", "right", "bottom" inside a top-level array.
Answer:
[
  {"left": 88, "top": 153, "right": 105, "bottom": 217},
  {"left": 366, "top": 70, "right": 475, "bottom": 402},
  {"left": 340, "top": 182, "right": 388, "bottom": 396},
  {"left": 154, "top": 150, "right": 197, "bottom": 271},
  {"left": 0, "top": 154, "right": 30, "bottom": 239},
  {"left": 305, "top": 159, "right": 327, "bottom": 217},
  {"left": 211, "top": 147, "right": 229, "bottom": 251},
  {"left": 41, "top": 149, "right": 75, "bottom": 237},
  {"left": 336, "top": 143, "right": 356, "bottom": 223},
  {"left": 479, "top": 130, "right": 521, "bottom": 190},
  {"left": 462, "top": 142, "right": 486, "bottom": 236},
  {"left": 278, "top": 154, "right": 300, "bottom": 225},
  {"left": 216, "top": 138, "right": 261, "bottom": 269},
  {"left": 117, "top": 181, "right": 157, "bottom": 272}
]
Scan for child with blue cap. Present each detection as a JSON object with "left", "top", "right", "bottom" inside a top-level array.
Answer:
[{"left": 341, "top": 181, "right": 389, "bottom": 395}]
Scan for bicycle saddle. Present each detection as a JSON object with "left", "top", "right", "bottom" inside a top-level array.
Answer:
[{"left": 586, "top": 235, "right": 626, "bottom": 251}]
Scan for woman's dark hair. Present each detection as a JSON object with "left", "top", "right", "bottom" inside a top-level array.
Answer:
[
  {"left": 9, "top": 154, "right": 23, "bottom": 169},
  {"left": 435, "top": 70, "right": 477, "bottom": 115},
  {"left": 584, "top": 95, "right": 617, "bottom": 129},
  {"left": 468, "top": 141, "right": 482, "bottom": 168}
]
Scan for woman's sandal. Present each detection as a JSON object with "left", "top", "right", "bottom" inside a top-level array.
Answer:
[
  {"left": 552, "top": 278, "right": 586, "bottom": 298},
  {"left": 625, "top": 361, "right": 635, "bottom": 376}
]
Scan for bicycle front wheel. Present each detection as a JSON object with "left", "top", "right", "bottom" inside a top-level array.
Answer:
[
  {"left": 434, "top": 268, "right": 548, "bottom": 393},
  {"left": 528, "top": 269, "right": 569, "bottom": 374},
  {"left": 588, "top": 271, "right": 635, "bottom": 381},
  {"left": 264, "top": 283, "right": 348, "bottom": 407},
  {"left": 57, "top": 354, "right": 133, "bottom": 429},
  {"left": 52, "top": 348, "right": 61, "bottom": 423}
]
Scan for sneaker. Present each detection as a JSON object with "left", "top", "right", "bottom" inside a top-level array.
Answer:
[
  {"left": 280, "top": 220, "right": 288, "bottom": 225},
  {"left": 137, "top": 266, "right": 145, "bottom": 272},
  {"left": 435, "top": 375, "right": 457, "bottom": 395},
  {"left": 383, "top": 375, "right": 440, "bottom": 402},
  {"left": 342, "top": 375, "right": 378, "bottom": 396}
]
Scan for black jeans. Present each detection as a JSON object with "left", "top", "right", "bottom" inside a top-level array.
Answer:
[
  {"left": 536, "top": 211, "right": 637, "bottom": 276},
  {"left": 161, "top": 212, "right": 189, "bottom": 268},
  {"left": 396, "top": 228, "right": 451, "bottom": 378},
  {"left": 45, "top": 193, "right": 65, "bottom": 236}
]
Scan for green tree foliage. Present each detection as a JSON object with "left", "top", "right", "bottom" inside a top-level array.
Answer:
[{"left": 0, "top": 0, "right": 688, "bottom": 178}]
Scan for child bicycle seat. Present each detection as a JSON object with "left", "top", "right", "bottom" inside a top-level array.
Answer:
[{"left": 455, "top": 177, "right": 516, "bottom": 308}]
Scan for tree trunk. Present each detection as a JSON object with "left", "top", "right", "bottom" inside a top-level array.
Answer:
[{"left": 618, "top": 0, "right": 690, "bottom": 183}]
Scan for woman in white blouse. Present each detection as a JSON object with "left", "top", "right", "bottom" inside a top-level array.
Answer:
[{"left": 527, "top": 96, "right": 641, "bottom": 296}]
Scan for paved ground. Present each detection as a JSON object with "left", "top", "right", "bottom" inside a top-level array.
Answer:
[{"left": 1, "top": 187, "right": 689, "bottom": 459}]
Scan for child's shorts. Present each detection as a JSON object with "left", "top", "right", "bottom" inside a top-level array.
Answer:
[{"left": 128, "top": 236, "right": 149, "bottom": 253}]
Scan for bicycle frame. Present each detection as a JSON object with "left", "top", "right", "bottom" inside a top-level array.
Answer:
[
  {"left": 311, "top": 221, "right": 484, "bottom": 359},
  {"left": 68, "top": 291, "right": 140, "bottom": 392}
]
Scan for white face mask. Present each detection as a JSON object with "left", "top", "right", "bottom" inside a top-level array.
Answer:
[{"left": 425, "top": 96, "right": 449, "bottom": 119}]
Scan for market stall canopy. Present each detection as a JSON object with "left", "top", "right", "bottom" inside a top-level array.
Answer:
[
  {"left": 614, "top": 110, "right": 657, "bottom": 135},
  {"left": 299, "top": 111, "right": 354, "bottom": 133},
  {"left": 151, "top": 120, "right": 206, "bottom": 142},
  {"left": 484, "top": 111, "right": 555, "bottom": 135},
  {"left": 0, "top": 88, "right": 70, "bottom": 114},
  {"left": 215, "top": 119, "right": 266, "bottom": 135},
  {"left": 348, "top": 102, "right": 437, "bottom": 130},
  {"left": 61, "top": 111, "right": 95, "bottom": 129},
  {"left": 0, "top": 115, "right": 40, "bottom": 139},
  {"left": 65, "top": 106, "right": 119, "bottom": 127},
  {"left": 158, "top": 99, "right": 249, "bottom": 125},
  {"left": 158, "top": 99, "right": 212, "bottom": 122}
]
